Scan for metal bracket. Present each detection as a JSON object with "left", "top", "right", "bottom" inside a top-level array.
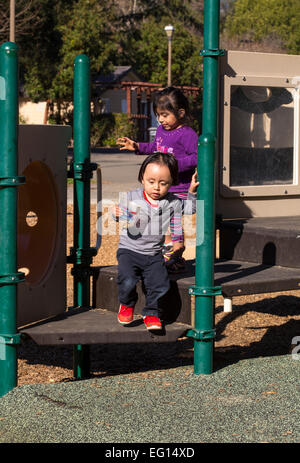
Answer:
[
  {"left": 69, "top": 161, "right": 98, "bottom": 180},
  {"left": 70, "top": 266, "right": 95, "bottom": 279},
  {"left": 68, "top": 246, "right": 97, "bottom": 265},
  {"left": 200, "top": 48, "right": 225, "bottom": 57},
  {"left": 0, "top": 272, "right": 25, "bottom": 285},
  {"left": 186, "top": 328, "right": 216, "bottom": 341},
  {"left": 189, "top": 285, "right": 222, "bottom": 296},
  {"left": 0, "top": 176, "right": 25, "bottom": 187},
  {"left": 0, "top": 333, "right": 22, "bottom": 345}
]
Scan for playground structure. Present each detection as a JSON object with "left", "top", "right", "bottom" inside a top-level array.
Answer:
[{"left": 1, "top": 0, "right": 300, "bottom": 397}]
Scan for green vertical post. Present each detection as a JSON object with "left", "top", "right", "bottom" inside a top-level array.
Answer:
[
  {"left": 73, "top": 54, "right": 91, "bottom": 308},
  {"left": 72, "top": 55, "right": 91, "bottom": 379},
  {"left": 201, "top": 0, "right": 222, "bottom": 137},
  {"left": 187, "top": 0, "right": 223, "bottom": 374},
  {"left": 71, "top": 55, "right": 97, "bottom": 379},
  {"left": 193, "top": 134, "right": 219, "bottom": 375},
  {"left": 0, "top": 42, "right": 23, "bottom": 396}
]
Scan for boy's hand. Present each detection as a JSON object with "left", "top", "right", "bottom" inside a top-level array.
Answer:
[
  {"left": 188, "top": 170, "right": 199, "bottom": 194},
  {"left": 172, "top": 242, "right": 185, "bottom": 255},
  {"left": 117, "top": 137, "right": 139, "bottom": 151},
  {"left": 114, "top": 205, "right": 122, "bottom": 217}
]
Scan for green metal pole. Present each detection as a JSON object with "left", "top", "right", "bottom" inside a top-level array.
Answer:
[
  {"left": 193, "top": 134, "right": 218, "bottom": 375},
  {"left": 72, "top": 54, "right": 96, "bottom": 379},
  {"left": 201, "top": 0, "right": 221, "bottom": 137},
  {"left": 0, "top": 42, "right": 22, "bottom": 396},
  {"left": 73, "top": 54, "right": 91, "bottom": 308},
  {"left": 187, "top": 0, "right": 223, "bottom": 374}
]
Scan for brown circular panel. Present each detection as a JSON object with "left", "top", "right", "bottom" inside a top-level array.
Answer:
[{"left": 17, "top": 161, "right": 59, "bottom": 285}]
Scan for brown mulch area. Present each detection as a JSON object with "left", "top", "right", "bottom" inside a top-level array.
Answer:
[{"left": 17, "top": 204, "right": 300, "bottom": 385}]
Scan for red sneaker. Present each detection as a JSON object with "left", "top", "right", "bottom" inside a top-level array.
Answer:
[
  {"left": 143, "top": 315, "right": 162, "bottom": 330},
  {"left": 118, "top": 304, "right": 134, "bottom": 325}
]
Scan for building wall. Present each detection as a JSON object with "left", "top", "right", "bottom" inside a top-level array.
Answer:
[
  {"left": 19, "top": 99, "right": 47, "bottom": 124},
  {"left": 19, "top": 70, "right": 148, "bottom": 123},
  {"left": 96, "top": 88, "right": 138, "bottom": 114}
]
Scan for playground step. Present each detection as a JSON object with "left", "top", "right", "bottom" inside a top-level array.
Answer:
[
  {"left": 20, "top": 307, "right": 190, "bottom": 345},
  {"left": 219, "top": 216, "right": 300, "bottom": 268},
  {"left": 20, "top": 260, "right": 300, "bottom": 346},
  {"left": 93, "top": 260, "right": 300, "bottom": 324},
  {"left": 92, "top": 264, "right": 194, "bottom": 325},
  {"left": 214, "top": 259, "right": 300, "bottom": 297}
]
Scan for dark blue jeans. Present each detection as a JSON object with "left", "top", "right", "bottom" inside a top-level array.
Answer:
[{"left": 117, "top": 248, "right": 170, "bottom": 318}]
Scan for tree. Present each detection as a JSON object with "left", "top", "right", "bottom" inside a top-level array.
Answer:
[
  {"left": 117, "top": 0, "right": 203, "bottom": 34},
  {"left": 15, "top": 0, "right": 205, "bottom": 102},
  {"left": 223, "top": 0, "right": 300, "bottom": 54},
  {"left": 116, "top": 0, "right": 204, "bottom": 87},
  {"left": 50, "top": 0, "right": 119, "bottom": 100},
  {"left": 0, "top": 0, "right": 42, "bottom": 42},
  {"left": 18, "top": 0, "right": 77, "bottom": 102},
  {"left": 125, "top": 17, "right": 203, "bottom": 86}
]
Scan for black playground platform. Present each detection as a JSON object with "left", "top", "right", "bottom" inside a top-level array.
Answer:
[{"left": 20, "top": 217, "right": 300, "bottom": 346}]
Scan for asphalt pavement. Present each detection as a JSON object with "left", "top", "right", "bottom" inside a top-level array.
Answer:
[{"left": 68, "top": 149, "right": 148, "bottom": 203}]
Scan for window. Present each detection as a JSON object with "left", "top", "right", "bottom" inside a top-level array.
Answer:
[
  {"left": 101, "top": 98, "right": 110, "bottom": 114},
  {"left": 230, "top": 85, "right": 295, "bottom": 186},
  {"left": 121, "top": 99, "right": 127, "bottom": 113},
  {"left": 221, "top": 77, "right": 300, "bottom": 197}
]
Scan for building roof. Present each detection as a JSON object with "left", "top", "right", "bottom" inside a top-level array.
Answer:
[{"left": 94, "top": 66, "right": 138, "bottom": 84}]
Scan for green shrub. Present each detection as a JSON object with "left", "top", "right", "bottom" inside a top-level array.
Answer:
[
  {"left": 19, "top": 114, "right": 28, "bottom": 124},
  {"left": 90, "top": 113, "right": 115, "bottom": 147},
  {"left": 90, "top": 113, "right": 137, "bottom": 147}
]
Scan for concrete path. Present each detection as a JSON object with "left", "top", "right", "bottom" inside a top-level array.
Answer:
[{"left": 68, "top": 149, "right": 148, "bottom": 203}]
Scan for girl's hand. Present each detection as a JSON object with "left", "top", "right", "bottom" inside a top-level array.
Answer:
[
  {"left": 117, "top": 137, "right": 139, "bottom": 151},
  {"left": 189, "top": 170, "right": 199, "bottom": 194}
]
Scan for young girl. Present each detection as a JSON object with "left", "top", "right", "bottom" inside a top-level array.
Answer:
[
  {"left": 117, "top": 86, "right": 198, "bottom": 273},
  {"left": 113, "top": 152, "right": 198, "bottom": 331}
]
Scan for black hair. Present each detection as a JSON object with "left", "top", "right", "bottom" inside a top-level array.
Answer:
[
  {"left": 138, "top": 152, "right": 179, "bottom": 186},
  {"left": 152, "top": 86, "right": 191, "bottom": 124}
]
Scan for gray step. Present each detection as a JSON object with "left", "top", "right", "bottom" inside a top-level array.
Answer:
[
  {"left": 21, "top": 258, "right": 300, "bottom": 346},
  {"left": 20, "top": 307, "right": 189, "bottom": 345},
  {"left": 93, "top": 260, "right": 300, "bottom": 324},
  {"left": 219, "top": 216, "right": 300, "bottom": 268}
]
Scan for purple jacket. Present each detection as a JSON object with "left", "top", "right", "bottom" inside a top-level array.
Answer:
[{"left": 138, "top": 124, "right": 198, "bottom": 193}]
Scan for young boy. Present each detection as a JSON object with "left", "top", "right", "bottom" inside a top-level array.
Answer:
[{"left": 113, "top": 152, "right": 198, "bottom": 330}]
